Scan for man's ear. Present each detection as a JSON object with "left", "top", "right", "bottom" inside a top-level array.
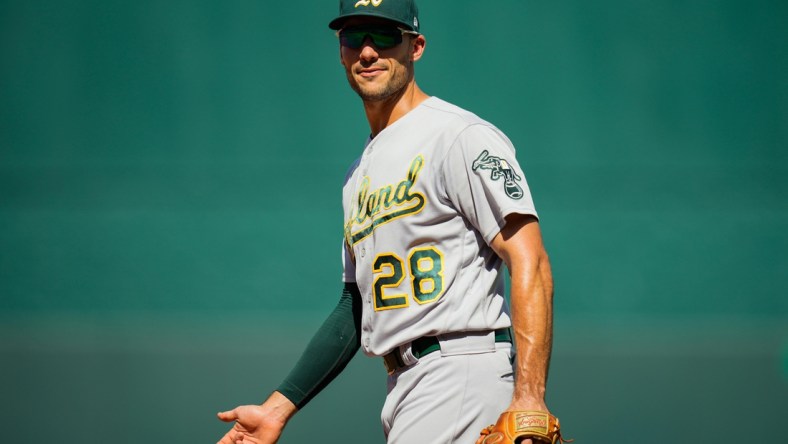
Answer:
[{"left": 411, "top": 34, "right": 426, "bottom": 61}]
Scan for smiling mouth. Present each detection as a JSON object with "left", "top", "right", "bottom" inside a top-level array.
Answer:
[{"left": 358, "top": 67, "right": 386, "bottom": 78}]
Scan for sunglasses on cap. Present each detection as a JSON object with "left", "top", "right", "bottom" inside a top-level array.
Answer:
[{"left": 337, "top": 25, "right": 419, "bottom": 50}]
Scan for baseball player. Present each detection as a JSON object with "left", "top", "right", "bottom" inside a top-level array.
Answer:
[{"left": 217, "top": 1, "right": 563, "bottom": 443}]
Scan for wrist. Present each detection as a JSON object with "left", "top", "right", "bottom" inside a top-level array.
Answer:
[
  {"left": 263, "top": 391, "right": 299, "bottom": 424},
  {"left": 507, "top": 396, "right": 548, "bottom": 412}
]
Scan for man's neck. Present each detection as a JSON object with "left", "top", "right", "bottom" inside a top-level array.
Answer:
[{"left": 363, "top": 82, "right": 429, "bottom": 138}]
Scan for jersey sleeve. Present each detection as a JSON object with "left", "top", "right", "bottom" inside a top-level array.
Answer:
[
  {"left": 441, "top": 124, "right": 538, "bottom": 244},
  {"left": 276, "top": 282, "right": 361, "bottom": 408}
]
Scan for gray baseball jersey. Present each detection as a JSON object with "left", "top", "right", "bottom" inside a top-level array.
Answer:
[{"left": 342, "top": 96, "right": 538, "bottom": 357}]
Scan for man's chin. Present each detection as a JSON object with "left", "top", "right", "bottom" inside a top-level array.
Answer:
[
  {"left": 354, "top": 86, "right": 394, "bottom": 102},
  {"left": 348, "top": 77, "right": 406, "bottom": 103},
  {"left": 358, "top": 91, "right": 392, "bottom": 102}
]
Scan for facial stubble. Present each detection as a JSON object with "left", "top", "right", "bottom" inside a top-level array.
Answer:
[{"left": 346, "top": 58, "right": 414, "bottom": 103}]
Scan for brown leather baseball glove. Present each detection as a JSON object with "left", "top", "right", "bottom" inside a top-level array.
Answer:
[{"left": 476, "top": 411, "right": 572, "bottom": 444}]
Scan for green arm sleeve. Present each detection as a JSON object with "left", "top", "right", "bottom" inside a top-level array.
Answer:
[{"left": 276, "top": 282, "right": 362, "bottom": 409}]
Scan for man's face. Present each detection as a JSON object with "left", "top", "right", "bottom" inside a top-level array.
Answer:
[{"left": 338, "top": 18, "right": 423, "bottom": 102}]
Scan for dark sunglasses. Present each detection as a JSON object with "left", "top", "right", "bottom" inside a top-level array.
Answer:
[{"left": 337, "top": 26, "right": 419, "bottom": 50}]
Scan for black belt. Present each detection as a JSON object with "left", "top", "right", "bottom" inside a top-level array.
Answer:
[{"left": 383, "top": 328, "right": 512, "bottom": 375}]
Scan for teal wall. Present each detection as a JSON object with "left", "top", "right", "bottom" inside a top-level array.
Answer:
[{"left": 1, "top": 1, "right": 786, "bottom": 442}]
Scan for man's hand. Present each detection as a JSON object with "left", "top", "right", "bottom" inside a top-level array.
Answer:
[
  {"left": 476, "top": 410, "right": 570, "bottom": 444},
  {"left": 216, "top": 392, "right": 297, "bottom": 444},
  {"left": 506, "top": 395, "right": 550, "bottom": 444}
]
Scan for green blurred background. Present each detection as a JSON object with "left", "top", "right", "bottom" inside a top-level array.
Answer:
[{"left": 1, "top": 0, "right": 786, "bottom": 442}]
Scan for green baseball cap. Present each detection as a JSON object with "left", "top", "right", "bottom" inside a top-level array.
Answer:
[{"left": 328, "top": 0, "right": 420, "bottom": 33}]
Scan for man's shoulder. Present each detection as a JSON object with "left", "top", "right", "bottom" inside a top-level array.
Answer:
[
  {"left": 421, "top": 97, "right": 494, "bottom": 129},
  {"left": 419, "top": 97, "right": 508, "bottom": 148}
]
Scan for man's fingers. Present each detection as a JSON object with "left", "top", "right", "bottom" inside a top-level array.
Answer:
[
  {"left": 216, "top": 429, "right": 237, "bottom": 444},
  {"left": 217, "top": 409, "right": 238, "bottom": 422},
  {"left": 216, "top": 427, "right": 249, "bottom": 444}
]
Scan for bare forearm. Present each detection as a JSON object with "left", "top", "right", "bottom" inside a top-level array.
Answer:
[{"left": 509, "top": 249, "right": 553, "bottom": 408}]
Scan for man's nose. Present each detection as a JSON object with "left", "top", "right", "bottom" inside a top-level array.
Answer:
[{"left": 359, "top": 36, "right": 379, "bottom": 62}]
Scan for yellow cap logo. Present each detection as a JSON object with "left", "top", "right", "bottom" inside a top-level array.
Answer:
[{"left": 355, "top": 0, "right": 383, "bottom": 7}]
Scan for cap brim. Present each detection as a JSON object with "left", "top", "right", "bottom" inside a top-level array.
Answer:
[{"left": 328, "top": 12, "right": 415, "bottom": 31}]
